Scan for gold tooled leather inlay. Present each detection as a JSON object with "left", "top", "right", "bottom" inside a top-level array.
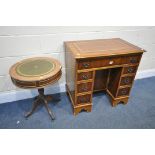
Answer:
[{"left": 16, "top": 59, "right": 56, "bottom": 77}]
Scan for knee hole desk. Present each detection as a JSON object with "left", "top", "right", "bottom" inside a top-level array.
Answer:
[{"left": 65, "top": 38, "right": 145, "bottom": 115}]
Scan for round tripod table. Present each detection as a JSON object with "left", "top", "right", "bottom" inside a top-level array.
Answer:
[{"left": 9, "top": 57, "right": 62, "bottom": 120}]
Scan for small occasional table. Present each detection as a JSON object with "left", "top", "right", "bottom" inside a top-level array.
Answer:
[{"left": 9, "top": 57, "right": 62, "bottom": 120}]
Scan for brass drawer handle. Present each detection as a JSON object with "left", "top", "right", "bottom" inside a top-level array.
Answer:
[
  {"left": 127, "top": 67, "right": 134, "bottom": 73},
  {"left": 124, "top": 78, "right": 130, "bottom": 84},
  {"left": 121, "top": 90, "right": 127, "bottom": 95},
  {"left": 82, "top": 63, "right": 90, "bottom": 68},
  {"left": 79, "top": 97, "right": 88, "bottom": 103},
  {"left": 81, "top": 86, "right": 88, "bottom": 91},
  {"left": 130, "top": 58, "right": 137, "bottom": 63},
  {"left": 82, "top": 74, "right": 89, "bottom": 80}
]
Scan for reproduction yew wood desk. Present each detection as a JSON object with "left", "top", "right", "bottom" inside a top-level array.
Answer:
[{"left": 65, "top": 38, "right": 145, "bottom": 115}]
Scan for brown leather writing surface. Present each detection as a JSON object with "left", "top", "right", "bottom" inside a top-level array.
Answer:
[{"left": 65, "top": 38, "right": 145, "bottom": 58}]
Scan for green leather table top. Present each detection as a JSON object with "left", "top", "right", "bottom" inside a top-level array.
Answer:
[{"left": 16, "top": 59, "right": 55, "bottom": 77}]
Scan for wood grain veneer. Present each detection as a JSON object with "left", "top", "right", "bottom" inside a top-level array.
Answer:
[{"left": 65, "top": 38, "right": 145, "bottom": 115}]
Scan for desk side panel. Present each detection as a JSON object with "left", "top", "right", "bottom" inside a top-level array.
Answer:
[{"left": 65, "top": 45, "right": 76, "bottom": 103}]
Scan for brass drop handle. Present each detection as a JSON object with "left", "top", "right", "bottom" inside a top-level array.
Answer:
[
  {"left": 82, "top": 63, "right": 90, "bottom": 68},
  {"left": 127, "top": 67, "right": 134, "bottom": 73},
  {"left": 124, "top": 78, "right": 130, "bottom": 84},
  {"left": 130, "top": 58, "right": 137, "bottom": 63},
  {"left": 82, "top": 74, "right": 88, "bottom": 80},
  {"left": 121, "top": 90, "right": 127, "bottom": 95},
  {"left": 80, "top": 97, "right": 87, "bottom": 103},
  {"left": 81, "top": 86, "right": 88, "bottom": 91}
]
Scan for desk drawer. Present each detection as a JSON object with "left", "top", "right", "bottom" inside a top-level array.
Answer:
[
  {"left": 117, "top": 87, "right": 130, "bottom": 97},
  {"left": 78, "top": 54, "right": 141, "bottom": 70},
  {"left": 123, "top": 66, "right": 138, "bottom": 74},
  {"left": 120, "top": 76, "right": 134, "bottom": 86},
  {"left": 77, "top": 94, "right": 91, "bottom": 105},
  {"left": 78, "top": 57, "right": 122, "bottom": 70},
  {"left": 77, "top": 82, "right": 92, "bottom": 93},
  {"left": 124, "top": 55, "right": 141, "bottom": 64},
  {"left": 77, "top": 71, "right": 93, "bottom": 81}
]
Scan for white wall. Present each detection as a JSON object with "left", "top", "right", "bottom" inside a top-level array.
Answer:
[{"left": 0, "top": 26, "right": 155, "bottom": 103}]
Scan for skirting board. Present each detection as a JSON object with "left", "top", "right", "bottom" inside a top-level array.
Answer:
[
  {"left": 135, "top": 69, "right": 155, "bottom": 79},
  {"left": 0, "top": 83, "right": 66, "bottom": 104},
  {"left": 0, "top": 69, "right": 155, "bottom": 104}
]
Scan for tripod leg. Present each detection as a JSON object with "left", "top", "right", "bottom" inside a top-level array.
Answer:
[
  {"left": 25, "top": 98, "right": 40, "bottom": 118},
  {"left": 42, "top": 97, "right": 55, "bottom": 120}
]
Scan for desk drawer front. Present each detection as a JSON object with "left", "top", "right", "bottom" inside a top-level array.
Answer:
[
  {"left": 120, "top": 76, "right": 134, "bottom": 86},
  {"left": 78, "top": 57, "right": 122, "bottom": 70},
  {"left": 117, "top": 87, "right": 130, "bottom": 97},
  {"left": 125, "top": 55, "right": 141, "bottom": 64},
  {"left": 78, "top": 54, "right": 141, "bottom": 70},
  {"left": 77, "top": 82, "right": 92, "bottom": 93},
  {"left": 123, "top": 66, "right": 138, "bottom": 74},
  {"left": 77, "top": 94, "right": 91, "bottom": 105},
  {"left": 77, "top": 71, "right": 93, "bottom": 81}
]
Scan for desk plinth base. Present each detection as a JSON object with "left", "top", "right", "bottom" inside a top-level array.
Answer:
[
  {"left": 73, "top": 104, "right": 92, "bottom": 116},
  {"left": 110, "top": 97, "right": 129, "bottom": 107},
  {"left": 66, "top": 84, "right": 130, "bottom": 115},
  {"left": 25, "top": 88, "right": 55, "bottom": 120},
  {"left": 106, "top": 89, "right": 129, "bottom": 107}
]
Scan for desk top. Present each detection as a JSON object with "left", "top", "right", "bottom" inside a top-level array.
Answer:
[{"left": 65, "top": 38, "right": 145, "bottom": 58}]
